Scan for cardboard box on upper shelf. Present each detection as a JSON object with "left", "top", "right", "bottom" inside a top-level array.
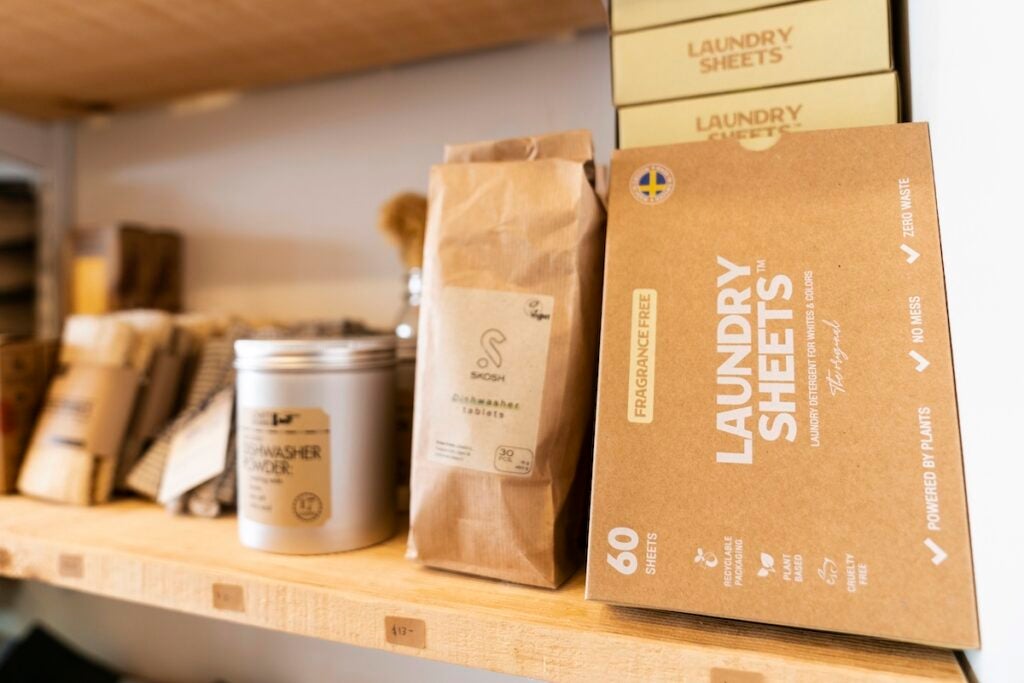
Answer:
[
  {"left": 612, "top": 0, "right": 892, "bottom": 106},
  {"left": 618, "top": 72, "right": 899, "bottom": 148},
  {"left": 71, "top": 223, "right": 183, "bottom": 315},
  {"left": 585, "top": 123, "right": 979, "bottom": 649},
  {"left": 611, "top": 0, "right": 798, "bottom": 34}
]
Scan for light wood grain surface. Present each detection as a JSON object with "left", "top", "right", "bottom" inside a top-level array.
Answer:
[
  {"left": 0, "top": 0, "right": 607, "bottom": 118},
  {"left": 0, "top": 496, "right": 964, "bottom": 682}
]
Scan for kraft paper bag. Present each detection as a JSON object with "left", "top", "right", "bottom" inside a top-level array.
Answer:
[{"left": 407, "top": 130, "right": 605, "bottom": 588}]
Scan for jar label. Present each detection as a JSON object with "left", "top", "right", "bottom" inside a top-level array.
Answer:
[
  {"left": 238, "top": 407, "right": 332, "bottom": 527},
  {"left": 426, "top": 287, "right": 553, "bottom": 476}
]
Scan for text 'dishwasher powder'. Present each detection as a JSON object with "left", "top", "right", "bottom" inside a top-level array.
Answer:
[{"left": 234, "top": 337, "right": 396, "bottom": 554}]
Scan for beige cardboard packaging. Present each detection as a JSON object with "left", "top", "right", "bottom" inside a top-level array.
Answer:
[
  {"left": 407, "top": 130, "right": 605, "bottom": 588},
  {"left": 18, "top": 315, "right": 144, "bottom": 505},
  {"left": 612, "top": 0, "right": 792, "bottom": 33},
  {"left": 612, "top": 0, "right": 892, "bottom": 106},
  {"left": 71, "top": 224, "right": 183, "bottom": 315},
  {"left": 586, "top": 124, "right": 979, "bottom": 648},
  {"left": 619, "top": 72, "right": 899, "bottom": 148},
  {"left": 0, "top": 338, "right": 57, "bottom": 492}
]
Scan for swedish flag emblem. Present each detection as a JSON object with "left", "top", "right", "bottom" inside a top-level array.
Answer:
[
  {"left": 638, "top": 169, "right": 668, "bottom": 199},
  {"left": 630, "top": 163, "right": 675, "bottom": 205}
]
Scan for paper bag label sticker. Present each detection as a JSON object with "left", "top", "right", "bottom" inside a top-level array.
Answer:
[
  {"left": 238, "top": 407, "right": 331, "bottom": 527},
  {"left": 427, "top": 287, "right": 553, "bottom": 476}
]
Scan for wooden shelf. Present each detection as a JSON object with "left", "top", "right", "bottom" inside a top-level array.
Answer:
[
  {"left": 0, "top": 496, "right": 964, "bottom": 682},
  {"left": 0, "top": 0, "right": 606, "bottom": 119}
]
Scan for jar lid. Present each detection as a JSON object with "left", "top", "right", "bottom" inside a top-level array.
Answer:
[{"left": 234, "top": 336, "right": 396, "bottom": 372}]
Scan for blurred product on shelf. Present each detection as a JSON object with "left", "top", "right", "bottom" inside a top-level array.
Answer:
[
  {"left": 236, "top": 336, "right": 397, "bottom": 554},
  {"left": 377, "top": 191, "right": 428, "bottom": 512},
  {"left": 612, "top": 0, "right": 892, "bottom": 106},
  {"left": 129, "top": 329, "right": 236, "bottom": 514},
  {"left": 0, "top": 337, "right": 57, "bottom": 492},
  {"left": 586, "top": 123, "right": 979, "bottom": 648},
  {"left": 159, "top": 384, "right": 235, "bottom": 516},
  {"left": 126, "top": 320, "right": 232, "bottom": 500},
  {"left": 618, "top": 71, "right": 900, "bottom": 148},
  {"left": 0, "top": 181, "right": 35, "bottom": 246},
  {"left": 610, "top": 0, "right": 790, "bottom": 33},
  {"left": 112, "top": 310, "right": 191, "bottom": 490},
  {"left": 127, "top": 317, "right": 375, "bottom": 518},
  {"left": 407, "top": 130, "right": 604, "bottom": 588},
  {"left": 71, "top": 223, "right": 182, "bottom": 314},
  {"left": 17, "top": 312, "right": 178, "bottom": 504},
  {"left": 0, "top": 181, "right": 37, "bottom": 337},
  {"left": 0, "top": 250, "right": 34, "bottom": 292}
]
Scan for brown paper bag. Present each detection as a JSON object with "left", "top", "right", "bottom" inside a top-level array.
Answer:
[{"left": 407, "top": 130, "right": 605, "bottom": 587}]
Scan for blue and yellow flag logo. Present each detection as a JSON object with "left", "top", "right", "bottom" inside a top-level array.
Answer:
[{"left": 629, "top": 163, "right": 675, "bottom": 205}]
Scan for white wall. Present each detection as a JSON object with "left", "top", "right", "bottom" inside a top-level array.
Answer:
[
  {"left": 908, "top": 2, "right": 1024, "bottom": 680},
  {"left": 76, "top": 33, "right": 615, "bottom": 328}
]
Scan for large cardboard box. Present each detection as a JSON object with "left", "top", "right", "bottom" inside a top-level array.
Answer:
[
  {"left": 612, "top": 0, "right": 892, "bottom": 106},
  {"left": 618, "top": 72, "right": 899, "bottom": 148},
  {"left": 0, "top": 338, "right": 57, "bottom": 492},
  {"left": 586, "top": 124, "right": 979, "bottom": 648},
  {"left": 611, "top": 0, "right": 793, "bottom": 34}
]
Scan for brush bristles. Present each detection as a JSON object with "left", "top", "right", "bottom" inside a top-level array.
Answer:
[{"left": 378, "top": 192, "right": 427, "bottom": 269}]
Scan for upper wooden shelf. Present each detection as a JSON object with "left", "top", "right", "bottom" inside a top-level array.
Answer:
[
  {"left": 0, "top": 496, "right": 964, "bottom": 682},
  {"left": 0, "top": 0, "right": 607, "bottom": 119}
]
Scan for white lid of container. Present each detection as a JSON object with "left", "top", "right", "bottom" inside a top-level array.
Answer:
[{"left": 234, "top": 336, "right": 396, "bottom": 372}]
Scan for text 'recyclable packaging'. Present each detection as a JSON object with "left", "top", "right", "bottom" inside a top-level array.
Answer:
[{"left": 586, "top": 123, "right": 979, "bottom": 648}]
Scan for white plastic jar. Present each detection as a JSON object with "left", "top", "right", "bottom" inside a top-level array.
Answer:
[{"left": 234, "top": 337, "right": 396, "bottom": 554}]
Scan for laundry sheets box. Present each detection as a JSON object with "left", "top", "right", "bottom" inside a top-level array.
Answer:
[
  {"left": 611, "top": 0, "right": 793, "bottom": 33},
  {"left": 612, "top": 0, "right": 892, "bottom": 106},
  {"left": 585, "top": 123, "right": 979, "bottom": 648},
  {"left": 618, "top": 71, "right": 899, "bottom": 148}
]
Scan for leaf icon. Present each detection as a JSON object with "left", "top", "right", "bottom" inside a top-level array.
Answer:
[
  {"left": 761, "top": 552, "right": 775, "bottom": 569},
  {"left": 757, "top": 567, "right": 769, "bottom": 578}
]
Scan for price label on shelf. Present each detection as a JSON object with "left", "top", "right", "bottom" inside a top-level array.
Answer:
[
  {"left": 58, "top": 553, "right": 84, "bottom": 578},
  {"left": 212, "top": 582, "right": 245, "bottom": 612},
  {"left": 385, "top": 616, "right": 426, "bottom": 649},
  {"left": 710, "top": 668, "right": 764, "bottom": 683}
]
